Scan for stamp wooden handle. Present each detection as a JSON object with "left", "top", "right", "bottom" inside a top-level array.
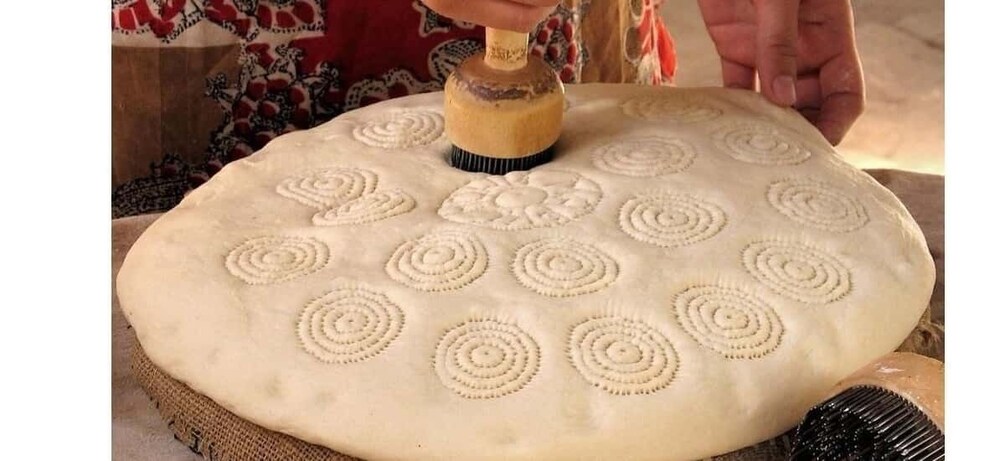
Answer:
[{"left": 484, "top": 27, "right": 528, "bottom": 71}]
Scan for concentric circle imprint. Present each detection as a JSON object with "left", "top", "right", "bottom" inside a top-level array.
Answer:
[
  {"left": 225, "top": 236, "right": 329, "bottom": 285},
  {"left": 619, "top": 192, "right": 727, "bottom": 248},
  {"left": 742, "top": 241, "right": 852, "bottom": 304},
  {"left": 277, "top": 167, "right": 378, "bottom": 209},
  {"left": 674, "top": 285, "right": 784, "bottom": 359},
  {"left": 434, "top": 320, "right": 540, "bottom": 399},
  {"left": 438, "top": 170, "right": 603, "bottom": 230},
  {"left": 767, "top": 179, "right": 869, "bottom": 232},
  {"left": 352, "top": 110, "right": 444, "bottom": 148},
  {"left": 312, "top": 190, "right": 416, "bottom": 226},
  {"left": 297, "top": 286, "right": 404, "bottom": 364},
  {"left": 713, "top": 123, "right": 811, "bottom": 165},
  {"left": 621, "top": 93, "right": 722, "bottom": 123},
  {"left": 567, "top": 317, "right": 679, "bottom": 395},
  {"left": 592, "top": 137, "right": 696, "bottom": 177},
  {"left": 512, "top": 239, "right": 619, "bottom": 297},
  {"left": 386, "top": 232, "right": 488, "bottom": 292}
]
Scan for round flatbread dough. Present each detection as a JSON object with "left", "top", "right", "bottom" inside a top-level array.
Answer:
[{"left": 117, "top": 84, "right": 935, "bottom": 461}]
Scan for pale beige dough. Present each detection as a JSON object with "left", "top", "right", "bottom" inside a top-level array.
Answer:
[{"left": 117, "top": 84, "right": 935, "bottom": 461}]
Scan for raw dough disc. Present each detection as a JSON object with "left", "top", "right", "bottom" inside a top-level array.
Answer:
[{"left": 118, "top": 84, "right": 935, "bottom": 461}]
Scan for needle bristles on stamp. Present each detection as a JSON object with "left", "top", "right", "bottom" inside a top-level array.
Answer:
[
  {"left": 790, "top": 353, "right": 944, "bottom": 460},
  {"left": 449, "top": 144, "right": 555, "bottom": 175}
]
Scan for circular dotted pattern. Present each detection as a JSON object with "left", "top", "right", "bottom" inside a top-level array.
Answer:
[
  {"left": 592, "top": 137, "right": 696, "bottom": 177},
  {"left": 619, "top": 193, "right": 727, "bottom": 248},
  {"left": 674, "top": 285, "right": 784, "bottom": 359},
  {"left": 434, "top": 320, "right": 540, "bottom": 399},
  {"left": 225, "top": 236, "right": 329, "bottom": 285},
  {"left": 568, "top": 317, "right": 679, "bottom": 395},
  {"left": 742, "top": 241, "right": 852, "bottom": 304},
  {"left": 438, "top": 170, "right": 603, "bottom": 230},
  {"left": 297, "top": 286, "right": 404, "bottom": 364},
  {"left": 352, "top": 110, "right": 444, "bottom": 148},
  {"left": 621, "top": 93, "right": 722, "bottom": 123},
  {"left": 386, "top": 232, "right": 488, "bottom": 292},
  {"left": 713, "top": 123, "right": 811, "bottom": 165},
  {"left": 276, "top": 167, "right": 378, "bottom": 209},
  {"left": 767, "top": 179, "right": 869, "bottom": 232},
  {"left": 312, "top": 190, "right": 416, "bottom": 226},
  {"left": 512, "top": 239, "right": 619, "bottom": 297}
]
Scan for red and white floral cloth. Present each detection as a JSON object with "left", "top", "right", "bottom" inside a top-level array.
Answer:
[{"left": 111, "top": 0, "right": 677, "bottom": 217}]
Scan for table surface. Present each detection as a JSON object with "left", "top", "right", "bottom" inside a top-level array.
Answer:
[{"left": 111, "top": 169, "right": 944, "bottom": 461}]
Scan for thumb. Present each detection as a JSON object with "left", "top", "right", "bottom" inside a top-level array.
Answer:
[{"left": 755, "top": 0, "right": 799, "bottom": 107}]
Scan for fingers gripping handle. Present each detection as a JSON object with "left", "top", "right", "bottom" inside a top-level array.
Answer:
[{"left": 484, "top": 28, "right": 529, "bottom": 71}]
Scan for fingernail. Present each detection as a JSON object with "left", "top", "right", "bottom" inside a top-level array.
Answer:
[{"left": 772, "top": 76, "right": 796, "bottom": 106}]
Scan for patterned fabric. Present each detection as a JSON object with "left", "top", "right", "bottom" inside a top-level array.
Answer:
[{"left": 111, "top": 0, "right": 677, "bottom": 217}]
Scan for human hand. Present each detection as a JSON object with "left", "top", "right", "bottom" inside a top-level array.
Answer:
[
  {"left": 421, "top": 0, "right": 560, "bottom": 33},
  {"left": 698, "top": 0, "right": 865, "bottom": 145}
]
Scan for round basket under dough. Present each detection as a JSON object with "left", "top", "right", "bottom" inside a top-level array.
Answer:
[{"left": 117, "top": 84, "right": 935, "bottom": 461}]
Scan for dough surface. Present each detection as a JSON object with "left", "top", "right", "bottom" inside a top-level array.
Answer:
[{"left": 117, "top": 84, "right": 935, "bottom": 460}]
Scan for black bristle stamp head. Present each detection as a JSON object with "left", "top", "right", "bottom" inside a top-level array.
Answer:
[
  {"left": 449, "top": 145, "right": 555, "bottom": 175},
  {"left": 790, "top": 386, "right": 944, "bottom": 461}
]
